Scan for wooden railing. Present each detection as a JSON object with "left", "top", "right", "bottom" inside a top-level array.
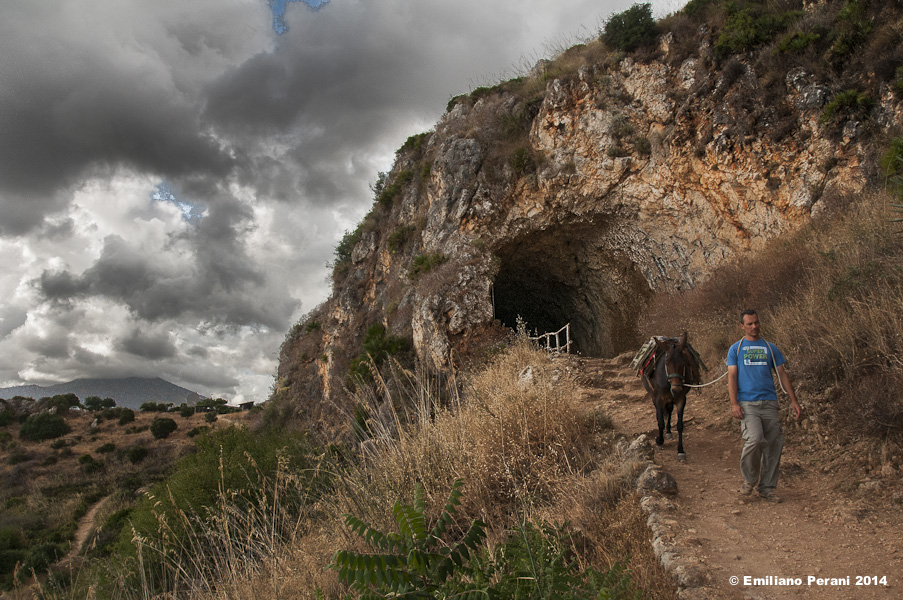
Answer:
[{"left": 530, "top": 323, "right": 572, "bottom": 354}]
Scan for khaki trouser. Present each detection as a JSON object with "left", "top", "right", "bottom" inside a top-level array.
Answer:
[{"left": 740, "top": 400, "right": 784, "bottom": 495}]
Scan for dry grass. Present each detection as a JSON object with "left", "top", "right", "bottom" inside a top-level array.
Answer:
[
  {"left": 45, "top": 337, "right": 672, "bottom": 599},
  {"left": 336, "top": 340, "right": 607, "bottom": 526}
]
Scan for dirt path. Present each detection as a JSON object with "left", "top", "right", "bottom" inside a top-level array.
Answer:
[
  {"left": 58, "top": 495, "right": 111, "bottom": 568},
  {"left": 574, "top": 356, "right": 901, "bottom": 599}
]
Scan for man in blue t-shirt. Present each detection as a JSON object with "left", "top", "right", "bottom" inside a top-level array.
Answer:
[{"left": 727, "top": 309, "right": 802, "bottom": 503}]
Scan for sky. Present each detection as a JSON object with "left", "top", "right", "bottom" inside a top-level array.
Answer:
[{"left": 0, "top": 0, "right": 671, "bottom": 404}]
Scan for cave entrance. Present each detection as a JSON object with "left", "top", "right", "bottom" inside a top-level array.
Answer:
[{"left": 492, "top": 224, "right": 650, "bottom": 357}]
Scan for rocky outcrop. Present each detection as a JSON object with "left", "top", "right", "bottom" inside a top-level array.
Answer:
[{"left": 277, "top": 23, "right": 903, "bottom": 433}]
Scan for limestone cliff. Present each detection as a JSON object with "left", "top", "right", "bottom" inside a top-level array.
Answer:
[{"left": 276, "top": 1, "right": 903, "bottom": 432}]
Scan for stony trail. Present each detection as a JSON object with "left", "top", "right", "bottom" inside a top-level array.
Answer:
[{"left": 573, "top": 355, "right": 902, "bottom": 599}]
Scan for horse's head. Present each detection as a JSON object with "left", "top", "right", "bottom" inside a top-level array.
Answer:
[{"left": 664, "top": 332, "right": 690, "bottom": 399}]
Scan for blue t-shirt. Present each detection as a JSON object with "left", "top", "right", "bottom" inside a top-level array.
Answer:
[{"left": 726, "top": 338, "right": 786, "bottom": 402}]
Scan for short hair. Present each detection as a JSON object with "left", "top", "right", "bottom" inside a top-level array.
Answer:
[{"left": 740, "top": 309, "right": 757, "bottom": 322}]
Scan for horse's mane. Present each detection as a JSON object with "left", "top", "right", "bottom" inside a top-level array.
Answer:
[{"left": 639, "top": 335, "right": 707, "bottom": 385}]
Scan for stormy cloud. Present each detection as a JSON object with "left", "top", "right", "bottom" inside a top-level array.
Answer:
[{"left": 0, "top": 0, "right": 637, "bottom": 402}]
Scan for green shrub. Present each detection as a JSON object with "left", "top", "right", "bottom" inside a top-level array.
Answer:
[
  {"left": 398, "top": 132, "right": 431, "bottom": 155},
  {"left": 511, "top": 147, "right": 537, "bottom": 177},
  {"left": 334, "top": 223, "right": 364, "bottom": 268},
  {"left": 388, "top": 225, "right": 418, "bottom": 253},
  {"left": 96, "top": 442, "right": 116, "bottom": 454},
  {"left": 714, "top": 5, "right": 802, "bottom": 58},
  {"left": 179, "top": 404, "right": 195, "bottom": 418},
  {"left": 140, "top": 402, "right": 172, "bottom": 412},
  {"left": 150, "top": 417, "right": 178, "bottom": 439},
  {"left": 880, "top": 137, "right": 903, "bottom": 178},
  {"left": 78, "top": 453, "right": 104, "bottom": 473},
  {"left": 84, "top": 396, "right": 116, "bottom": 411},
  {"left": 819, "top": 89, "right": 874, "bottom": 124},
  {"left": 377, "top": 170, "right": 415, "bottom": 207},
  {"left": 0, "top": 410, "right": 13, "bottom": 427},
  {"left": 8, "top": 449, "right": 31, "bottom": 465},
  {"left": 407, "top": 253, "right": 448, "bottom": 279},
  {"left": 332, "top": 481, "right": 640, "bottom": 599},
  {"left": 831, "top": 0, "right": 872, "bottom": 57},
  {"left": 126, "top": 446, "right": 148, "bottom": 464},
  {"left": 305, "top": 320, "right": 322, "bottom": 333},
  {"left": 48, "top": 393, "right": 80, "bottom": 412},
  {"left": 635, "top": 136, "right": 652, "bottom": 155},
  {"left": 601, "top": 3, "right": 657, "bottom": 53},
  {"left": 776, "top": 30, "right": 824, "bottom": 53},
  {"left": 205, "top": 412, "right": 218, "bottom": 424},
  {"left": 187, "top": 426, "right": 210, "bottom": 438},
  {"left": 19, "top": 413, "right": 70, "bottom": 441},
  {"left": 349, "top": 323, "right": 412, "bottom": 381},
  {"left": 118, "top": 408, "right": 135, "bottom": 425},
  {"left": 332, "top": 480, "right": 488, "bottom": 597}
]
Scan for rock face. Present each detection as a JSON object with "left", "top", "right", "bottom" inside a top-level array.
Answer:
[{"left": 277, "top": 28, "right": 903, "bottom": 433}]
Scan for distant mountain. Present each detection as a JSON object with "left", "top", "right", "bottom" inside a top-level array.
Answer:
[{"left": 0, "top": 377, "right": 204, "bottom": 410}]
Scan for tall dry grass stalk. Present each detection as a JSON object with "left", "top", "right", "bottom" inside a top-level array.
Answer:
[{"left": 337, "top": 338, "right": 605, "bottom": 530}]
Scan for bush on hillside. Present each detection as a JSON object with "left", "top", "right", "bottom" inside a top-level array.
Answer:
[
  {"left": 150, "top": 417, "right": 178, "bottom": 439},
  {"left": 713, "top": 5, "right": 802, "bottom": 58},
  {"left": 118, "top": 408, "right": 135, "bottom": 425},
  {"left": 19, "top": 413, "right": 70, "bottom": 441},
  {"left": 349, "top": 323, "right": 412, "bottom": 381},
  {"left": 140, "top": 402, "right": 172, "bottom": 412},
  {"left": 126, "top": 445, "right": 148, "bottom": 464},
  {"left": 601, "top": 3, "right": 657, "bottom": 53},
  {"left": 84, "top": 396, "right": 116, "bottom": 411},
  {"left": 47, "top": 393, "right": 80, "bottom": 412}
]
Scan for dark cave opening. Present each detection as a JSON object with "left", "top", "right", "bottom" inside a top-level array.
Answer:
[{"left": 492, "top": 224, "right": 650, "bottom": 357}]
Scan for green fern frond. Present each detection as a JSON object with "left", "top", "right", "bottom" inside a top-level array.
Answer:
[
  {"left": 393, "top": 501, "right": 428, "bottom": 546},
  {"left": 431, "top": 478, "right": 464, "bottom": 539}
]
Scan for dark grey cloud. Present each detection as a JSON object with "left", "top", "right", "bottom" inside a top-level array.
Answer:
[
  {"left": 119, "top": 328, "right": 178, "bottom": 360},
  {"left": 0, "top": 2, "right": 265, "bottom": 235},
  {"left": 36, "top": 197, "right": 294, "bottom": 331}
]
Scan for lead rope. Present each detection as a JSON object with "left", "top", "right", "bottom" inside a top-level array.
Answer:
[
  {"left": 684, "top": 371, "right": 728, "bottom": 388},
  {"left": 684, "top": 340, "right": 789, "bottom": 394}
]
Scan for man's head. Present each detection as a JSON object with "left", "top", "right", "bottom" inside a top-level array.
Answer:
[{"left": 740, "top": 309, "right": 760, "bottom": 339}]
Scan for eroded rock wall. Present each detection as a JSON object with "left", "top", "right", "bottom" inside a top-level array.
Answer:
[{"left": 276, "top": 31, "right": 902, "bottom": 433}]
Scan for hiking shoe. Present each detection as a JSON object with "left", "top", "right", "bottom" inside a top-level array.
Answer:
[
  {"left": 739, "top": 481, "right": 755, "bottom": 496},
  {"left": 759, "top": 492, "right": 782, "bottom": 503}
]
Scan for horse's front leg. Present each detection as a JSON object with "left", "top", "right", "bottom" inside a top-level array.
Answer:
[
  {"left": 654, "top": 400, "right": 666, "bottom": 450},
  {"left": 676, "top": 398, "right": 687, "bottom": 461},
  {"left": 665, "top": 402, "right": 674, "bottom": 440}
]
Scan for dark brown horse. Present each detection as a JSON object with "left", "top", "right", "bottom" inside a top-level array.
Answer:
[{"left": 641, "top": 332, "right": 701, "bottom": 461}]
